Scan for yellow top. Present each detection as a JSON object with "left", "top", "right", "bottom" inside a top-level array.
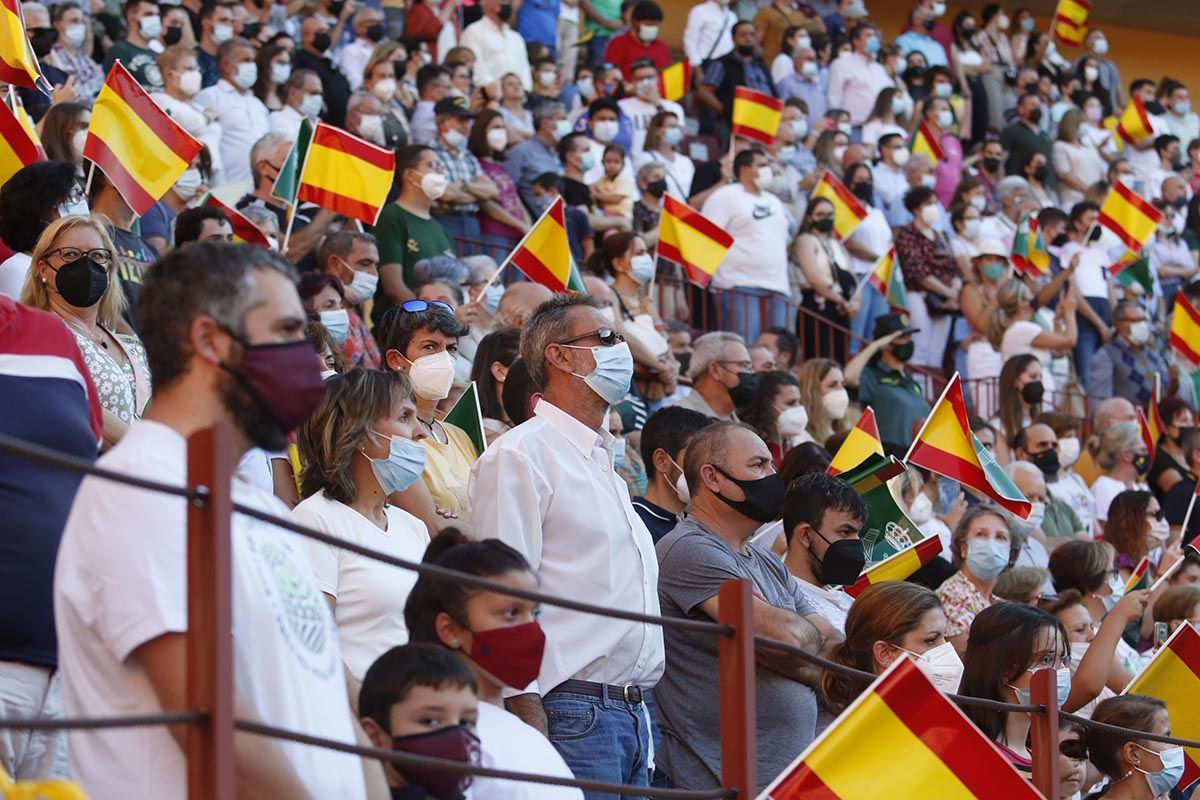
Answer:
[
  {"left": 1073, "top": 449, "right": 1102, "bottom": 487},
  {"left": 421, "top": 421, "right": 478, "bottom": 516}
]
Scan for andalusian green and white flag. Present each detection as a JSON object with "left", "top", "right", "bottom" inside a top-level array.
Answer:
[
  {"left": 838, "top": 453, "right": 926, "bottom": 567},
  {"left": 443, "top": 381, "right": 487, "bottom": 458},
  {"left": 271, "top": 118, "right": 314, "bottom": 207}
]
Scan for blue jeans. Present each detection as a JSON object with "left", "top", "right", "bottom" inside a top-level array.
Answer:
[
  {"left": 588, "top": 34, "right": 612, "bottom": 65},
  {"left": 714, "top": 287, "right": 790, "bottom": 343},
  {"left": 543, "top": 688, "right": 657, "bottom": 800}
]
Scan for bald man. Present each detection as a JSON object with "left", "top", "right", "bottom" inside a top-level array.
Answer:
[
  {"left": 1014, "top": 424, "right": 1087, "bottom": 545},
  {"left": 1074, "top": 398, "right": 1137, "bottom": 486},
  {"left": 1006, "top": 461, "right": 1052, "bottom": 576},
  {"left": 495, "top": 282, "right": 553, "bottom": 328}
]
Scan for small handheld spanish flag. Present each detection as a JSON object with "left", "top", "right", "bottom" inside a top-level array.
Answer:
[
  {"left": 1052, "top": 0, "right": 1090, "bottom": 47},
  {"left": 731, "top": 87, "right": 783, "bottom": 145},
  {"left": 811, "top": 171, "right": 868, "bottom": 241},
  {"left": 202, "top": 194, "right": 272, "bottom": 248},
  {"left": 657, "top": 194, "right": 734, "bottom": 288},
  {"left": 1115, "top": 95, "right": 1154, "bottom": 144},
  {"left": 657, "top": 61, "right": 691, "bottom": 103},
  {"left": 0, "top": 94, "right": 44, "bottom": 187},
  {"left": 296, "top": 122, "right": 395, "bottom": 226},
  {"left": 827, "top": 408, "right": 884, "bottom": 477},
  {"left": 1098, "top": 180, "right": 1163, "bottom": 253},
  {"left": 1170, "top": 290, "right": 1200, "bottom": 366},
  {"left": 1124, "top": 624, "right": 1200, "bottom": 790},
  {"left": 506, "top": 196, "right": 574, "bottom": 293},
  {"left": 0, "top": 0, "right": 52, "bottom": 94},
  {"left": 909, "top": 121, "right": 944, "bottom": 166}
]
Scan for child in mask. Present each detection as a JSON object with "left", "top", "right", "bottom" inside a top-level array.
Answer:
[
  {"left": 359, "top": 643, "right": 481, "bottom": 800},
  {"left": 590, "top": 144, "right": 634, "bottom": 218}
]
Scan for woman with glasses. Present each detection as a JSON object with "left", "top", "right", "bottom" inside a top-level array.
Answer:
[
  {"left": 1086, "top": 695, "right": 1183, "bottom": 800},
  {"left": 937, "top": 505, "right": 1014, "bottom": 655},
  {"left": 19, "top": 216, "right": 150, "bottom": 449}
]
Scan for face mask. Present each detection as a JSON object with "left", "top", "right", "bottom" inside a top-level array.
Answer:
[
  {"left": 892, "top": 147, "right": 910, "bottom": 166},
  {"left": 774, "top": 145, "right": 796, "bottom": 165},
  {"left": 337, "top": 268, "right": 377, "bottom": 306},
  {"left": 390, "top": 725, "right": 480, "bottom": 800},
  {"left": 442, "top": 127, "right": 467, "bottom": 150},
  {"left": 792, "top": 118, "right": 809, "bottom": 138},
  {"left": 1134, "top": 745, "right": 1186, "bottom": 797},
  {"left": 838, "top": 122, "right": 853, "bottom": 136},
  {"left": 1010, "top": 667, "right": 1071, "bottom": 707},
  {"left": 1148, "top": 517, "right": 1170, "bottom": 544},
  {"left": 536, "top": 70, "right": 557, "bottom": 89},
  {"left": 629, "top": 253, "right": 655, "bottom": 283},
  {"left": 498, "top": 2, "right": 512, "bottom": 20},
  {"left": 1083, "top": 66, "right": 1100, "bottom": 82},
  {"left": 821, "top": 388, "right": 850, "bottom": 420},
  {"left": 888, "top": 96, "right": 908, "bottom": 117},
  {"left": 1097, "top": 572, "right": 1125, "bottom": 612},
  {"left": 299, "top": 92, "right": 323, "bottom": 117},
  {"left": 866, "top": 35, "right": 880, "bottom": 55},
  {"left": 177, "top": 66, "right": 203, "bottom": 96},
  {"left": 577, "top": 77, "right": 595, "bottom": 97},
  {"left": 1028, "top": 106, "right": 1044, "bottom": 125},
  {"left": 65, "top": 22, "right": 86, "bottom": 47},
  {"left": 852, "top": 181, "right": 873, "bottom": 204},
  {"left": 646, "top": 178, "right": 668, "bottom": 198},
  {"left": 712, "top": 468, "right": 785, "bottom": 523},
  {"left": 905, "top": 640, "right": 964, "bottom": 693},
  {"left": 920, "top": 203, "right": 941, "bottom": 226},
  {"left": 610, "top": 436, "right": 627, "bottom": 466},
  {"left": 1069, "top": 640, "right": 1091, "bottom": 666},
  {"left": 776, "top": 405, "right": 809, "bottom": 438},
  {"left": 51, "top": 255, "right": 109, "bottom": 307},
  {"left": 270, "top": 62, "right": 292, "bottom": 86},
  {"left": 1058, "top": 437, "right": 1080, "bottom": 468},
  {"left": 579, "top": 150, "right": 596, "bottom": 172},
  {"left": 931, "top": 1, "right": 946, "bottom": 14},
  {"left": 934, "top": 82, "right": 953, "bottom": 99},
  {"left": 564, "top": 341, "right": 634, "bottom": 404},
  {"left": 814, "top": 217, "right": 836, "bottom": 234},
  {"left": 669, "top": 456, "right": 690, "bottom": 505},
  {"left": 592, "top": 119, "right": 619, "bottom": 143},
  {"left": 1031, "top": 448, "right": 1060, "bottom": 477},
  {"left": 319, "top": 308, "right": 350, "bottom": 345},
  {"left": 831, "top": 145, "right": 848, "bottom": 163},
  {"left": 404, "top": 349, "right": 457, "bottom": 401},
  {"left": 1008, "top": 501, "right": 1045, "bottom": 537},
  {"left": 164, "top": 23, "right": 183, "bottom": 44},
  {"left": 482, "top": 282, "right": 504, "bottom": 315},
  {"left": 477, "top": 127, "right": 507, "bottom": 155},
  {"left": 312, "top": 31, "right": 332, "bottom": 53},
  {"left": 654, "top": 126, "right": 682, "bottom": 151},
  {"left": 419, "top": 171, "right": 448, "bottom": 201},
  {"left": 908, "top": 492, "right": 933, "bottom": 525},
  {"left": 1019, "top": 379, "right": 1044, "bottom": 405},
  {"left": 1092, "top": 38, "right": 1108, "bottom": 56},
  {"left": 978, "top": 260, "right": 1006, "bottom": 282},
  {"left": 794, "top": 34, "right": 811, "bottom": 51},
  {"left": 725, "top": 369, "right": 760, "bottom": 406},
  {"left": 72, "top": 129, "right": 88, "bottom": 158},
  {"left": 173, "top": 167, "right": 202, "bottom": 200},
  {"left": 58, "top": 196, "right": 89, "bottom": 217},
  {"left": 139, "top": 14, "right": 162, "bottom": 38},
  {"left": 365, "top": 431, "right": 428, "bottom": 494},
  {"left": 1127, "top": 320, "right": 1151, "bottom": 346},
  {"left": 364, "top": 77, "right": 396, "bottom": 104},
  {"left": 962, "top": 218, "right": 981, "bottom": 240},
  {"left": 754, "top": 165, "right": 774, "bottom": 189},
  {"left": 965, "top": 537, "right": 1009, "bottom": 580},
  {"left": 892, "top": 341, "right": 915, "bottom": 361},
  {"left": 223, "top": 338, "right": 327, "bottom": 440},
  {"left": 937, "top": 109, "right": 954, "bottom": 129},
  {"left": 211, "top": 21, "right": 233, "bottom": 43},
  {"left": 467, "top": 620, "right": 545, "bottom": 689},
  {"left": 920, "top": 174, "right": 938, "bottom": 190},
  {"left": 735, "top": 43, "right": 755, "bottom": 57},
  {"left": 553, "top": 119, "right": 573, "bottom": 140},
  {"left": 236, "top": 61, "right": 258, "bottom": 90}
]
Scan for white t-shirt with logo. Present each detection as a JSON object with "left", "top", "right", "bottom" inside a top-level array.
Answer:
[
  {"left": 55, "top": 420, "right": 365, "bottom": 800},
  {"left": 474, "top": 701, "right": 583, "bottom": 799},
  {"left": 294, "top": 489, "right": 430, "bottom": 680},
  {"left": 700, "top": 183, "right": 791, "bottom": 295}
]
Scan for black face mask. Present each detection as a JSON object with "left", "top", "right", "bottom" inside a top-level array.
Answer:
[
  {"left": 646, "top": 178, "right": 667, "bottom": 198},
  {"left": 1052, "top": 232, "right": 1069, "bottom": 247},
  {"left": 711, "top": 467, "right": 785, "bottom": 523},
  {"left": 726, "top": 369, "right": 760, "bottom": 406},
  {"left": 312, "top": 31, "right": 332, "bottom": 53},
  {"left": 29, "top": 27, "right": 56, "bottom": 57},
  {"left": 903, "top": 66, "right": 926, "bottom": 84},
  {"left": 1030, "top": 447, "right": 1060, "bottom": 477},
  {"left": 922, "top": 18, "right": 934, "bottom": 31},
  {"left": 982, "top": 156, "right": 1002, "bottom": 173},
  {"left": 328, "top": 0, "right": 345, "bottom": 15},
  {"left": 1032, "top": 165, "right": 1048, "bottom": 182},
  {"left": 1021, "top": 380, "right": 1045, "bottom": 405},
  {"left": 852, "top": 181, "right": 873, "bottom": 203},
  {"left": 1087, "top": 224, "right": 1103, "bottom": 242},
  {"left": 892, "top": 341, "right": 915, "bottom": 362},
  {"left": 242, "top": 21, "right": 262, "bottom": 40},
  {"left": 1028, "top": 106, "right": 1043, "bottom": 124},
  {"left": 53, "top": 255, "right": 109, "bottom": 308},
  {"left": 1132, "top": 453, "right": 1150, "bottom": 476},
  {"left": 164, "top": 24, "right": 183, "bottom": 45},
  {"left": 1172, "top": 195, "right": 1189, "bottom": 209},
  {"left": 814, "top": 216, "right": 835, "bottom": 233},
  {"left": 809, "top": 528, "right": 866, "bottom": 585},
  {"left": 675, "top": 351, "right": 691, "bottom": 374},
  {"left": 735, "top": 43, "right": 755, "bottom": 57},
  {"left": 498, "top": 3, "right": 513, "bottom": 20},
  {"left": 366, "top": 22, "right": 385, "bottom": 41}
]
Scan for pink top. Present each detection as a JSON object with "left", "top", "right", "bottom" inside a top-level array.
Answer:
[
  {"left": 934, "top": 131, "right": 964, "bottom": 208},
  {"left": 479, "top": 159, "right": 525, "bottom": 239}
]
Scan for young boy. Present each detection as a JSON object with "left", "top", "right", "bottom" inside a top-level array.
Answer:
[{"left": 359, "top": 644, "right": 481, "bottom": 800}]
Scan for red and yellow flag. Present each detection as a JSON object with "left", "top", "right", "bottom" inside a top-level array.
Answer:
[
  {"left": 1137, "top": 406, "right": 1157, "bottom": 465},
  {"left": 1125, "top": 623, "right": 1200, "bottom": 790},
  {"left": 905, "top": 373, "right": 1032, "bottom": 518},
  {"left": 84, "top": 61, "right": 202, "bottom": 216},
  {"left": 1115, "top": 95, "right": 1154, "bottom": 144},
  {"left": 657, "top": 61, "right": 691, "bottom": 103},
  {"left": 731, "top": 87, "right": 783, "bottom": 145},
  {"left": 846, "top": 537, "right": 944, "bottom": 599},
  {"left": 761, "top": 658, "right": 1043, "bottom": 799},
  {"left": 811, "top": 171, "right": 868, "bottom": 241},
  {"left": 1171, "top": 291, "right": 1200, "bottom": 366},
  {"left": 0, "top": 0, "right": 50, "bottom": 93},
  {"left": 1011, "top": 212, "right": 1051, "bottom": 276},
  {"left": 1098, "top": 180, "right": 1163, "bottom": 253},
  {"left": 297, "top": 122, "right": 395, "bottom": 225},
  {"left": 658, "top": 194, "right": 734, "bottom": 288},
  {"left": 828, "top": 408, "right": 884, "bottom": 476},
  {"left": 0, "top": 95, "right": 44, "bottom": 186},
  {"left": 1147, "top": 373, "right": 1164, "bottom": 451},
  {"left": 1052, "top": 0, "right": 1090, "bottom": 47},
  {"left": 908, "top": 121, "right": 945, "bottom": 166},
  {"left": 507, "top": 196, "right": 573, "bottom": 292},
  {"left": 1123, "top": 555, "right": 1152, "bottom": 593},
  {"left": 202, "top": 194, "right": 271, "bottom": 248}
]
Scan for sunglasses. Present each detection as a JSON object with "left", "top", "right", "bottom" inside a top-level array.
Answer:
[
  {"left": 400, "top": 299, "right": 454, "bottom": 315},
  {"left": 558, "top": 327, "right": 624, "bottom": 347}
]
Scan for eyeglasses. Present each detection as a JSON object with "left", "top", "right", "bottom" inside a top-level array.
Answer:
[
  {"left": 47, "top": 247, "right": 112, "bottom": 266},
  {"left": 557, "top": 327, "right": 624, "bottom": 347},
  {"left": 399, "top": 299, "right": 454, "bottom": 315},
  {"left": 717, "top": 359, "right": 754, "bottom": 372}
]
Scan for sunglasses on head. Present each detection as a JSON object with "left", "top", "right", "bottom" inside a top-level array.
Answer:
[{"left": 400, "top": 299, "right": 454, "bottom": 315}]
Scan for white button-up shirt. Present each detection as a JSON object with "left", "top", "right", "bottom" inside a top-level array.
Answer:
[
  {"left": 195, "top": 78, "right": 269, "bottom": 185},
  {"left": 268, "top": 104, "right": 306, "bottom": 140},
  {"left": 460, "top": 17, "right": 533, "bottom": 91},
  {"left": 468, "top": 400, "right": 665, "bottom": 693},
  {"left": 826, "top": 52, "right": 893, "bottom": 125},
  {"left": 338, "top": 37, "right": 375, "bottom": 90},
  {"left": 683, "top": 0, "right": 736, "bottom": 67}
]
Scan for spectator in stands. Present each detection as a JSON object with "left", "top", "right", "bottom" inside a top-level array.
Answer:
[
  {"left": 1001, "top": 93, "right": 1056, "bottom": 193},
  {"left": 796, "top": 357, "right": 849, "bottom": 446},
  {"left": 252, "top": 44, "right": 291, "bottom": 113},
  {"left": 0, "top": 161, "right": 84, "bottom": 298},
  {"left": 238, "top": 133, "right": 337, "bottom": 264},
  {"left": 938, "top": 505, "right": 1013, "bottom": 653},
  {"left": 893, "top": 185, "right": 959, "bottom": 368},
  {"left": 87, "top": 166, "right": 158, "bottom": 331},
  {"left": 173, "top": 206, "right": 233, "bottom": 248},
  {"left": 376, "top": 300, "right": 475, "bottom": 517},
  {"left": 410, "top": 64, "right": 451, "bottom": 146},
  {"left": 1072, "top": 397, "right": 1136, "bottom": 485},
  {"left": 362, "top": 52, "right": 411, "bottom": 149},
  {"left": 696, "top": 21, "right": 775, "bottom": 136},
  {"left": 338, "top": 7, "right": 383, "bottom": 91},
  {"left": 632, "top": 111, "right": 694, "bottom": 203},
  {"left": 656, "top": 420, "right": 831, "bottom": 793},
  {"left": 992, "top": 353, "right": 1046, "bottom": 465},
  {"left": 1090, "top": 300, "right": 1195, "bottom": 408},
  {"left": 1075, "top": 29, "right": 1123, "bottom": 111},
  {"left": 633, "top": 406, "right": 713, "bottom": 542},
  {"left": 470, "top": 108, "right": 533, "bottom": 259},
  {"left": 374, "top": 145, "right": 456, "bottom": 323},
  {"left": 495, "top": 282, "right": 553, "bottom": 329},
  {"left": 825, "top": 581, "right": 959, "bottom": 715},
  {"left": 844, "top": 312, "right": 931, "bottom": 452},
  {"left": 194, "top": 2, "right": 231, "bottom": 88},
  {"left": 55, "top": 243, "right": 380, "bottom": 797},
  {"left": 1012, "top": 425, "right": 1088, "bottom": 543},
  {"left": 46, "top": 2, "right": 103, "bottom": 104},
  {"left": 1054, "top": 108, "right": 1108, "bottom": 209},
  {"left": 677, "top": 332, "right": 755, "bottom": 422},
  {"left": 269, "top": 68, "right": 324, "bottom": 139},
  {"left": 294, "top": 369, "right": 431, "bottom": 683},
  {"left": 781, "top": 472, "right": 866, "bottom": 632},
  {"left": 618, "top": 60, "right": 685, "bottom": 157},
  {"left": 795, "top": 196, "right": 857, "bottom": 364},
  {"left": 604, "top": 2, "right": 668, "bottom": 80},
  {"left": 1104, "top": 490, "right": 1176, "bottom": 584},
  {"left": 358, "top": 643, "right": 481, "bottom": 797},
  {"left": 430, "top": 96, "right": 497, "bottom": 243},
  {"left": 1086, "top": 696, "right": 1182, "bottom": 798},
  {"left": 194, "top": 38, "right": 269, "bottom": 186},
  {"left": 141, "top": 147, "right": 211, "bottom": 252},
  {"left": 1036, "top": 411, "right": 1097, "bottom": 534},
  {"left": 404, "top": 534, "right": 584, "bottom": 798},
  {"left": 152, "top": 46, "right": 226, "bottom": 185},
  {"left": 469, "top": 293, "right": 663, "bottom": 789},
  {"left": 468, "top": 327, "right": 520, "bottom": 444},
  {"left": 739, "top": 370, "right": 806, "bottom": 466},
  {"left": 682, "top": 0, "right": 735, "bottom": 71},
  {"left": 38, "top": 102, "right": 88, "bottom": 176},
  {"left": 756, "top": 327, "right": 799, "bottom": 371},
  {"left": 1089, "top": 421, "right": 1153, "bottom": 535},
  {"left": 295, "top": 15, "right": 352, "bottom": 127},
  {"left": 827, "top": 22, "right": 891, "bottom": 128},
  {"left": 1163, "top": 428, "right": 1200, "bottom": 541},
  {"left": 316, "top": 232, "right": 381, "bottom": 369},
  {"left": 505, "top": 103, "right": 570, "bottom": 211},
  {"left": 461, "top": 0, "right": 533, "bottom": 91},
  {"left": 104, "top": 0, "right": 165, "bottom": 91}
]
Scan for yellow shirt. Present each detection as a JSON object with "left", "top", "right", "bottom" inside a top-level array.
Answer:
[
  {"left": 421, "top": 421, "right": 478, "bottom": 515},
  {"left": 1074, "top": 449, "right": 1102, "bottom": 487}
]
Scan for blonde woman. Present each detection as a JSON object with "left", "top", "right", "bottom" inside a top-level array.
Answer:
[
  {"left": 986, "top": 278, "right": 1077, "bottom": 398},
  {"left": 1088, "top": 422, "right": 1151, "bottom": 534},
  {"left": 796, "top": 358, "right": 850, "bottom": 447},
  {"left": 20, "top": 215, "right": 150, "bottom": 449}
]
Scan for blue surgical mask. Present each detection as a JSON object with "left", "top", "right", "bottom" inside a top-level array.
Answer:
[
  {"left": 612, "top": 436, "right": 626, "bottom": 466},
  {"left": 482, "top": 282, "right": 504, "bottom": 315},
  {"left": 364, "top": 431, "right": 427, "bottom": 494},
  {"left": 580, "top": 150, "right": 597, "bottom": 171},
  {"left": 1009, "top": 667, "right": 1072, "bottom": 707},
  {"left": 965, "top": 538, "right": 1009, "bottom": 580},
  {"left": 563, "top": 341, "right": 634, "bottom": 404},
  {"left": 1135, "top": 745, "right": 1186, "bottom": 797},
  {"left": 866, "top": 34, "right": 880, "bottom": 55},
  {"left": 318, "top": 308, "right": 350, "bottom": 345},
  {"left": 629, "top": 253, "right": 655, "bottom": 284}
]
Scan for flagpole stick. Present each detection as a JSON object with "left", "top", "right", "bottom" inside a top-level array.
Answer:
[
  {"left": 1149, "top": 544, "right": 1190, "bottom": 592},
  {"left": 1180, "top": 492, "right": 1198, "bottom": 543},
  {"left": 649, "top": 216, "right": 663, "bottom": 303},
  {"left": 281, "top": 202, "right": 298, "bottom": 255},
  {"left": 6, "top": 85, "right": 14, "bottom": 109},
  {"left": 84, "top": 160, "right": 95, "bottom": 198},
  {"left": 476, "top": 197, "right": 562, "bottom": 296}
]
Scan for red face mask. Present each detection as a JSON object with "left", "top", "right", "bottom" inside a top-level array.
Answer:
[
  {"left": 469, "top": 621, "right": 546, "bottom": 690},
  {"left": 391, "top": 725, "right": 481, "bottom": 800},
  {"left": 224, "top": 338, "right": 326, "bottom": 433}
]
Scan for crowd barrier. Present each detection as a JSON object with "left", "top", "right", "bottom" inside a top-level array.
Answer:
[{"left": 2, "top": 424, "right": 1194, "bottom": 800}]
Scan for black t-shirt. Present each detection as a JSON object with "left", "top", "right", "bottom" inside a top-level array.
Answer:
[
  {"left": 562, "top": 177, "right": 593, "bottom": 211},
  {"left": 688, "top": 161, "right": 723, "bottom": 203},
  {"left": 1163, "top": 477, "right": 1200, "bottom": 543},
  {"left": 631, "top": 496, "right": 679, "bottom": 544},
  {"left": 109, "top": 226, "right": 159, "bottom": 331}
]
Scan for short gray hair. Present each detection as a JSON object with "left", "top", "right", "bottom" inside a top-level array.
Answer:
[
  {"left": 412, "top": 254, "right": 468, "bottom": 287},
  {"left": 250, "top": 132, "right": 290, "bottom": 184},
  {"left": 689, "top": 331, "right": 746, "bottom": 380},
  {"left": 461, "top": 254, "right": 497, "bottom": 284},
  {"left": 216, "top": 36, "right": 254, "bottom": 68},
  {"left": 1093, "top": 421, "right": 1141, "bottom": 470},
  {"left": 996, "top": 175, "right": 1033, "bottom": 203},
  {"left": 519, "top": 293, "right": 602, "bottom": 389},
  {"left": 903, "top": 153, "right": 932, "bottom": 178},
  {"left": 532, "top": 102, "right": 565, "bottom": 128}
]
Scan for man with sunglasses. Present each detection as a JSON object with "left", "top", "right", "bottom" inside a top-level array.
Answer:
[{"left": 469, "top": 294, "right": 665, "bottom": 793}]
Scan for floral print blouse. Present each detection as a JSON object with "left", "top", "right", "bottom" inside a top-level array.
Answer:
[{"left": 71, "top": 330, "right": 150, "bottom": 424}]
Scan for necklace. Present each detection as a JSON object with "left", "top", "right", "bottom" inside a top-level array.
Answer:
[{"left": 64, "top": 315, "right": 109, "bottom": 349}]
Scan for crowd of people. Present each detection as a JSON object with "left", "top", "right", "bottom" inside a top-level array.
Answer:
[{"left": 2, "top": 0, "right": 1200, "bottom": 797}]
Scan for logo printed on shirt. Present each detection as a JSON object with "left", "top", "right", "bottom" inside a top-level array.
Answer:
[{"left": 751, "top": 204, "right": 774, "bottom": 220}]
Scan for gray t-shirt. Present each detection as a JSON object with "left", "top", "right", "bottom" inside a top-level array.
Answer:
[{"left": 655, "top": 516, "right": 819, "bottom": 792}]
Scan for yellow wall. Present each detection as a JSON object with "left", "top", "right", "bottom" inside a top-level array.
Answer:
[{"left": 654, "top": 1, "right": 1200, "bottom": 101}]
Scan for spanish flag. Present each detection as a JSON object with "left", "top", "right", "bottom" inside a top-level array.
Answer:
[
  {"left": 296, "top": 122, "right": 395, "bottom": 225},
  {"left": 828, "top": 408, "right": 884, "bottom": 476},
  {"left": 1052, "top": 0, "right": 1090, "bottom": 47},
  {"left": 657, "top": 61, "right": 691, "bottom": 103},
  {"left": 908, "top": 121, "right": 944, "bottom": 166},
  {"left": 1011, "top": 212, "right": 1050, "bottom": 276},
  {"left": 84, "top": 61, "right": 202, "bottom": 216},
  {"left": 1115, "top": 96, "right": 1154, "bottom": 144},
  {"left": 846, "top": 537, "right": 944, "bottom": 599},
  {"left": 811, "top": 171, "right": 868, "bottom": 241},
  {"left": 731, "top": 87, "right": 783, "bottom": 145},
  {"left": 905, "top": 373, "right": 1032, "bottom": 519},
  {"left": 1171, "top": 291, "right": 1200, "bottom": 366},
  {"left": 1147, "top": 374, "right": 1165, "bottom": 451},
  {"left": 761, "top": 658, "right": 1043, "bottom": 799},
  {"left": 864, "top": 248, "right": 908, "bottom": 312},
  {"left": 0, "top": 95, "right": 44, "bottom": 186},
  {"left": 202, "top": 194, "right": 271, "bottom": 248},
  {"left": 1123, "top": 555, "right": 1152, "bottom": 593},
  {"left": 1098, "top": 181, "right": 1163, "bottom": 253},
  {"left": 1137, "top": 406, "right": 1157, "bottom": 465},
  {"left": 0, "top": 0, "right": 50, "bottom": 93},
  {"left": 658, "top": 194, "right": 734, "bottom": 288},
  {"left": 506, "top": 196, "right": 573, "bottom": 292},
  {"left": 1124, "top": 623, "right": 1200, "bottom": 790}
]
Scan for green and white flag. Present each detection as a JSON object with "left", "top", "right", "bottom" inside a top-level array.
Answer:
[
  {"left": 443, "top": 381, "right": 487, "bottom": 458},
  {"left": 838, "top": 452, "right": 927, "bottom": 567},
  {"left": 271, "top": 118, "right": 314, "bottom": 207}
]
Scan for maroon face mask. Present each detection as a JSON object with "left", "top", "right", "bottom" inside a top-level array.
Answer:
[
  {"left": 225, "top": 339, "right": 326, "bottom": 433},
  {"left": 391, "top": 725, "right": 481, "bottom": 800},
  {"left": 469, "top": 621, "right": 546, "bottom": 690}
]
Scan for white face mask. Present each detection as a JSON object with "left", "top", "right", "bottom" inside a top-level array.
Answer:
[
  {"left": 271, "top": 62, "right": 291, "bottom": 85},
  {"left": 920, "top": 173, "right": 937, "bottom": 189},
  {"left": 636, "top": 77, "right": 657, "bottom": 98},
  {"left": 592, "top": 119, "right": 619, "bottom": 143},
  {"left": 908, "top": 492, "right": 933, "bottom": 524},
  {"left": 1068, "top": 640, "right": 1091, "bottom": 666},
  {"left": 937, "top": 109, "right": 954, "bottom": 128},
  {"left": 1058, "top": 436, "right": 1081, "bottom": 468},
  {"left": 892, "top": 147, "right": 910, "bottom": 166},
  {"left": 668, "top": 456, "right": 690, "bottom": 505},
  {"left": 553, "top": 119, "right": 573, "bottom": 140},
  {"left": 404, "top": 349, "right": 457, "bottom": 400},
  {"left": 71, "top": 128, "right": 88, "bottom": 160},
  {"left": 611, "top": 436, "right": 627, "bottom": 465},
  {"left": 638, "top": 23, "right": 658, "bottom": 42},
  {"left": 1148, "top": 517, "right": 1170, "bottom": 544},
  {"left": 822, "top": 388, "right": 849, "bottom": 419},
  {"left": 832, "top": 144, "right": 848, "bottom": 163},
  {"left": 419, "top": 171, "right": 448, "bottom": 200},
  {"left": 139, "top": 14, "right": 162, "bottom": 39},
  {"left": 236, "top": 61, "right": 258, "bottom": 90},
  {"left": 934, "top": 82, "right": 953, "bottom": 99},
  {"left": 486, "top": 127, "right": 509, "bottom": 152},
  {"left": 443, "top": 127, "right": 466, "bottom": 149},
  {"left": 920, "top": 202, "right": 941, "bottom": 226},
  {"left": 1127, "top": 320, "right": 1152, "bottom": 346},
  {"left": 577, "top": 77, "right": 595, "bottom": 97},
  {"left": 792, "top": 118, "right": 808, "bottom": 138},
  {"left": 58, "top": 197, "right": 90, "bottom": 217},
  {"left": 65, "top": 22, "right": 86, "bottom": 47},
  {"left": 754, "top": 165, "right": 774, "bottom": 189},
  {"left": 598, "top": 305, "right": 617, "bottom": 325},
  {"left": 178, "top": 67, "right": 202, "bottom": 96},
  {"left": 300, "top": 92, "right": 323, "bottom": 117},
  {"left": 358, "top": 114, "right": 385, "bottom": 144},
  {"left": 1092, "top": 37, "right": 1108, "bottom": 56},
  {"left": 1084, "top": 66, "right": 1099, "bottom": 82},
  {"left": 776, "top": 404, "right": 809, "bottom": 437},
  {"left": 903, "top": 640, "right": 963, "bottom": 694},
  {"left": 962, "top": 218, "right": 981, "bottom": 240},
  {"left": 212, "top": 21, "right": 233, "bottom": 43},
  {"left": 538, "top": 70, "right": 557, "bottom": 89},
  {"left": 343, "top": 268, "right": 379, "bottom": 305},
  {"left": 371, "top": 77, "right": 397, "bottom": 101},
  {"left": 173, "top": 167, "right": 202, "bottom": 200}
]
